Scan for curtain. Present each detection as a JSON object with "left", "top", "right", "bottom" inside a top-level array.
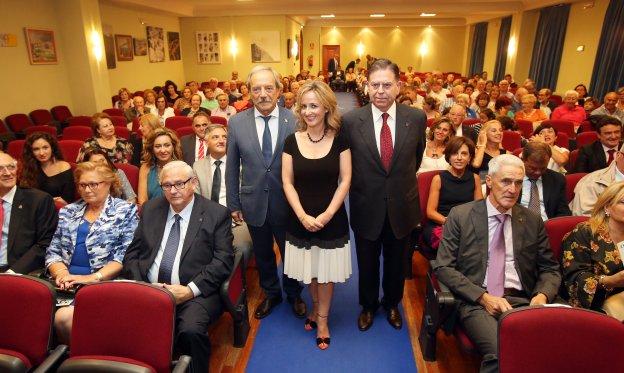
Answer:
[
  {"left": 493, "top": 16, "right": 512, "bottom": 82},
  {"left": 469, "top": 22, "right": 488, "bottom": 76},
  {"left": 590, "top": 0, "right": 624, "bottom": 101},
  {"left": 528, "top": 4, "right": 571, "bottom": 90}
]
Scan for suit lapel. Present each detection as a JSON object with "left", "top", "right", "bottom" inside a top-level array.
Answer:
[
  {"left": 180, "top": 196, "right": 204, "bottom": 262},
  {"left": 146, "top": 199, "right": 169, "bottom": 266},
  {"left": 7, "top": 189, "right": 24, "bottom": 251},
  {"left": 471, "top": 201, "right": 489, "bottom": 275},
  {"left": 541, "top": 172, "right": 554, "bottom": 217},
  {"left": 269, "top": 109, "right": 289, "bottom": 166},
  {"left": 389, "top": 104, "right": 409, "bottom": 172},
  {"left": 245, "top": 109, "right": 265, "bottom": 164},
  {"left": 511, "top": 205, "right": 526, "bottom": 266},
  {"left": 357, "top": 106, "right": 385, "bottom": 172}
]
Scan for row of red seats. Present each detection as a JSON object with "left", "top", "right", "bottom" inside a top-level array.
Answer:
[{"left": 2, "top": 106, "right": 73, "bottom": 135}]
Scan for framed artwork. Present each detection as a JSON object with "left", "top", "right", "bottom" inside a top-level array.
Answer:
[
  {"left": 146, "top": 26, "right": 165, "bottom": 62},
  {"left": 103, "top": 33, "right": 116, "bottom": 69},
  {"left": 250, "top": 31, "right": 280, "bottom": 63},
  {"left": 167, "top": 31, "right": 181, "bottom": 61},
  {"left": 196, "top": 31, "right": 220, "bottom": 64},
  {"left": 24, "top": 28, "right": 57, "bottom": 64},
  {"left": 133, "top": 38, "right": 147, "bottom": 56},
  {"left": 114, "top": 34, "right": 133, "bottom": 61}
]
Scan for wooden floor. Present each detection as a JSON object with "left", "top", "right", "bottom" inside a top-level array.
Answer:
[{"left": 208, "top": 251, "right": 480, "bottom": 373}]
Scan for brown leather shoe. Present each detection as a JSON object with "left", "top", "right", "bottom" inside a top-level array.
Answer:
[
  {"left": 387, "top": 307, "right": 403, "bottom": 330},
  {"left": 358, "top": 310, "right": 374, "bottom": 331},
  {"left": 254, "top": 296, "right": 282, "bottom": 319},
  {"left": 290, "top": 297, "right": 307, "bottom": 318}
]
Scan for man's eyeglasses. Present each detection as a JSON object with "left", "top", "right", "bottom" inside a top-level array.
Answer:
[
  {"left": 368, "top": 82, "right": 396, "bottom": 91},
  {"left": 0, "top": 164, "right": 17, "bottom": 173},
  {"left": 77, "top": 181, "right": 105, "bottom": 191},
  {"left": 161, "top": 177, "right": 193, "bottom": 191}
]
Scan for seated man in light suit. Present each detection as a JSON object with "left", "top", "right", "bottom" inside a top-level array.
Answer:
[
  {"left": 181, "top": 112, "right": 210, "bottom": 167},
  {"left": 433, "top": 154, "right": 562, "bottom": 373},
  {"left": 123, "top": 161, "right": 234, "bottom": 373},
  {"left": 193, "top": 124, "right": 252, "bottom": 263}
]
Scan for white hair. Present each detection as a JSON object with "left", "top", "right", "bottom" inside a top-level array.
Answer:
[
  {"left": 488, "top": 154, "right": 525, "bottom": 176},
  {"left": 159, "top": 160, "right": 195, "bottom": 183},
  {"left": 246, "top": 65, "right": 283, "bottom": 90},
  {"left": 564, "top": 90, "right": 579, "bottom": 99}
]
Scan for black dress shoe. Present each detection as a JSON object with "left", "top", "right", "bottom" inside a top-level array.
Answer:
[
  {"left": 387, "top": 307, "right": 403, "bottom": 330},
  {"left": 358, "top": 310, "right": 374, "bottom": 331},
  {"left": 254, "top": 296, "right": 282, "bottom": 319},
  {"left": 290, "top": 297, "right": 307, "bottom": 319}
]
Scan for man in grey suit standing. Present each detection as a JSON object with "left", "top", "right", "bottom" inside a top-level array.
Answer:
[
  {"left": 433, "top": 154, "right": 562, "bottom": 373},
  {"left": 226, "top": 65, "right": 305, "bottom": 319}
]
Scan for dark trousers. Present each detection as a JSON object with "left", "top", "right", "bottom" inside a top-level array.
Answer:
[
  {"left": 248, "top": 221, "right": 302, "bottom": 300},
  {"left": 175, "top": 294, "right": 222, "bottom": 373},
  {"left": 354, "top": 215, "right": 408, "bottom": 311}
]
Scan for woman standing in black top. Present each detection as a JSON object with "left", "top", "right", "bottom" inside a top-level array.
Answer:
[{"left": 282, "top": 81, "right": 352, "bottom": 350}]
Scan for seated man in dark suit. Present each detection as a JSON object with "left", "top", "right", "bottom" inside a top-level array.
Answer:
[
  {"left": 519, "top": 142, "right": 571, "bottom": 220},
  {"left": 448, "top": 104, "right": 478, "bottom": 143},
  {"left": 0, "top": 152, "right": 57, "bottom": 274},
  {"left": 575, "top": 116, "right": 622, "bottom": 173},
  {"left": 123, "top": 160, "right": 234, "bottom": 373},
  {"left": 433, "top": 154, "right": 562, "bottom": 373},
  {"left": 181, "top": 112, "right": 210, "bottom": 167}
]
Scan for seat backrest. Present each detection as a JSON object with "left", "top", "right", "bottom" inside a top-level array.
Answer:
[
  {"left": 499, "top": 307, "right": 624, "bottom": 373},
  {"left": 165, "top": 116, "right": 192, "bottom": 130},
  {"left": 68, "top": 116, "right": 92, "bottom": 127},
  {"left": 0, "top": 119, "right": 9, "bottom": 135},
  {"left": 58, "top": 140, "right": 85, "bottom": 161},
  {"left": 576, "top": 131, "right": 598, "bottom": 148},
  {"left": 544, "top": 119, "right": 575, "bottom": 139},
  {"left": 426, "top": 118, "right": 436, "bottom": 128},
  {"left": 109, "top": 116, "right": 127, "bottom": 128},
  {"left": 210, "top": 116, "right": 227, "bottom": 126},
  {"left": 174, "top": 126, "right": 195, "bottom": 138},
  {"left": 554, "top": 131, "right": 569, "bottom": 149},
  {"left": 114, "top": 126, "right": 130, "bottom": 140},
  {"left": 29, "top": 109, "right": 54, "bottom": 125},
  {"left": 0, "top": 274, "right": 55, "bottom": 367},
  {"left": 550, "top": 94, "right": 563, "bottom": 106},
  {"left": 417, "top": 170, "right": 442, "bottom": 227},
  {"left": 51, "top": 105, "right": 73, "bottom": 122},
  {"left": 25, "top": 125, "right": 57, "bottom": 138},
  {"left": 462, "top": 119, "right": 480, "bottom": 127},
  {"left": 5, "top": 114, "right": 32, "bottom": 133},
  {"left": 115, "top": 163, "right": 139, "bottom": 193},
  {"left": 544, "top": 216, "right": 588, "bottom": 260},
  {"left": 502, "top": 131, "right": 521, "bottom": 152},
  {"left": 568, "top": 149, "right": 579, "bottom": 172},
  {"left": 7, "top": 140, "right": 25, "bottom": 159},
  {"left": 565, "top": 172, "right": 587, "bottom": 203},
  {"left": 579, "top": 120, "right": 593, "bottom": 133},
  {"left": 515, "top": 119, "right": 533, "bottom": 139},
  {"left": 70, "top": 281, "right": 175, "bottom": 373},
  {"left": 102, "top": 108, "right": 124, "bottom": 117},
  {"left": 62, "top": 126, "right": 92, "bottom": 141}
]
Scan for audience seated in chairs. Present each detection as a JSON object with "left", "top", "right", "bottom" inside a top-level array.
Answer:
[
  {"left": 20, "top": 132, "right": 76, "bottom": 208},
  {"left": 424, "top": 136, "right": 482, "bottom": 248},
  {"left": 529, "top": 122, "right": 570, "bottom": 173},
  {"left": 128, "top": 113, "right": 163, "bottom": 167},
  {"left": 417, "top": 118, "right": 454, "bottom": 174},
  {"left": 201, "top": 87, "right": 219, "bottom": 112},
  {"left": 282, "top": 92, "right": 296, "bottom": 111},
  {"left": 0, "top": 152, "right": 57, "bottom": 274},
  {"left": 514, "top": 94, "right": 548, "bottom": 124},
  {"left": 537, "top": 88, "right": 557, "bottom": 117},
  {"left": 80, "top": 148, "right": 136, "bottom": 203},
  {"left": 551, "top": 90, "right": 587, "bottom": 126},
  {"left": 47, "top": 161, "right": 139, "bottom": 344},
  {"left": 211, "top": 93, "right": 237, "bottom": 122},
  {"left": 563, "top": 181, "right": 624, "bottom": 320},
  {"left": 173, "top": 86, "right": 193, "bottom": 112},
  {"left": 123, "top": 161, "right": 234, "bottom": 373},
  {"left": 138, "top": 127, "right": 182, "bottom": 206},
  {"left": 574, "top": 116, "right": 622, "bottom": 173},
  {"left": 471, "top": 119, "right": 506, "bottom": 178},
  {"left": 180, "top": 112, "right": 209, "bottom": 167},
  {"left": 124, "top": 95, "right": 151, "bottom": 127},
  {"left": 181, "top": 94, "right": 211, "bottom": 118},
  {"left": 233, "top": 84, "right": 253, "bottom": 112},
  {"left": 155, "top": 94, "right": 175, "bottom": 125},
  {"left": 163, "top": 80, "right": 180, "bottom": 106},
  {"left": 433, "top": 154, "right": 562, "bottom": 373},
  {"left": 114, "top": 88, "right": 133, "bottom": 111},
  {"left": 448, "top": 104, "right": 478, "bottom": 143},
  {"left": 423, "top": 96, "right": 441, "bottom": 121},
  {"left": 494, "top": 96, "right": 513, "bottom": 119},
  {"left": 76, "top": 112, "right": 133, "bottom": 164},
  {"left": 591, "top": 92, "right": 624, "bottom": 123},
  {"left": 143, "top": 88, "right": 158, "bottom": 113}
]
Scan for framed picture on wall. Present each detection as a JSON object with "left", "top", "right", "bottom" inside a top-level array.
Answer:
[
  {"left": 196, "top": 31, "right": 221, "bottom": 64},
  {"left": 146, "top": 26, "right": 165, "bottom": 63},
  {"left": 167, "top": 31, "right": 181, "bottom": 61},
  {"left": 24, "top": 28, "right": 57, "bottom": 64},
  {"left": 114, "top": 34, "right": 133, "bottom": 61},
  {"left": 133, "top": 38, "right": 147, "bottom": 56},
  {"left": 250, "top": 31, "right": 280, "bottom": 63}
]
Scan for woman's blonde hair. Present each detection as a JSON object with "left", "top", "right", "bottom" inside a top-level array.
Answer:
[
  {"left": 139, "top": 113, "right": 162, "bottom": 133},
  {"left": 74, "top": 161, "right": 121, "bottom": 198},
  {"left": 589, "top": 181, "right": 624, "bottom": 235},
  {"left": 142, "top": 127, "right": 182, "bottom": 166},
  {"left": 294, "top": 81, "right": 341, "bottom": 133},
  {"left": 481, "top": 120, "right": 502, "bottom": 142}
]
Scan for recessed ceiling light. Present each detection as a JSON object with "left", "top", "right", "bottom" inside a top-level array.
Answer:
[
  {"left": 370, "top": 14, "right": 385, "bottom": 18},
  {"left": 420, "top": 12, "right": 436, "bottom": 17},
  {"left": 321, "top": 14, "right": 335, "bottom": 18}
]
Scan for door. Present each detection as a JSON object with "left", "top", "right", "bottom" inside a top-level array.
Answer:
[{"left": 322, "top": 45, "right": 340, "bottom": 74}]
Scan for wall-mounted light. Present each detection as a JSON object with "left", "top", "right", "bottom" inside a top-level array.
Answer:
[
  {"left": 419, "top": 41, "right": 429, "bottom": 56},
  {"left": 229, "top": 37, "right": 238, "bottom": 55},
  {"left": 291, "top": 38, "right": 299, "bottom": 58},
  {"left": 321, "top": 14, "right": 335, "bottom": 18},
  {"left": 507, "top": 35, "right": 517, "bottom": 56},
  {"left": 370, "top": 14, "right": 385, "bottom": 18},
  {"left": 356, "top": 41, "right": 365, "bottom": 57},
  {"left": 576, "top": 45, "right": 585, "bottom": 52},
  {"left": 90, "top": 29, "right": 103, "bottom": 62}
]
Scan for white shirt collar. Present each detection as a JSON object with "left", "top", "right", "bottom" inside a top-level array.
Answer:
[
  {"left": 254, "top": 105, "right": 280, "bottom": 119},
  {"left": 486, "top": 194, "right": 513, "bottom": 218},
  {"left": 602, "top": 143, "right": 618, "bottom": 152},
  {"left": 371, "top": 101, "right": 397, "bottom": 122},
  {"left": 1, "top": 185, "right": 17, "bottom": 205},
  {"left": 168, "top": 195, "right": 195, "bottom": 222},
  {"left": 209, "top": 154, "right": 226, "bottom": 165}
]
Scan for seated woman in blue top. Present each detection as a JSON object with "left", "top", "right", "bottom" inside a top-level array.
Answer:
[
  {"left": 45, "top": 161, "right": 139, "bottom": 344},
  {"left": 137, "top": 127, "right": 183, "bottom": 206}
]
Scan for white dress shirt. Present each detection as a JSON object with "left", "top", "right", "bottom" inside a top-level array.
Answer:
[
  {"left": 0, "top": 186, "right": 16, "bottom": 266},
  {"left": 194, "top": 136, "right": 207, "bottom": 162},
  {"left": 520, "top": 176, "right": 548, "bottom": 221},
  {"left": 212, "top": 106, "right": 237, "bottom": 122},
  {"left": 482, "top": 197, "right": 522, "bottom": 291},
  {"left": 371, "top": 101, "right": 397, "bottom": 154},
  {"left": 254, "top": 106, "right": 279, "bottom": 154},
  {"left": 147, "top": 197, "right": 201, "bottom": 296},
  {"left": 208, "top": 155, "right": 227, "bottom": 206}
]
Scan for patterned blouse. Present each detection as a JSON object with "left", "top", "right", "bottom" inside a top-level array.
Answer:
[
  {"left": 562, "top": 222, "right": 624, "bottom": 310},
  {"left": 77, "top": 138, "right": 134, "bottom": 164},
  {"left": 45, "top": 195, "right": 139, "bottom": 271}
]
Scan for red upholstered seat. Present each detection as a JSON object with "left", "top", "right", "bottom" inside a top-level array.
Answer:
[
  {"left": 498, "top": 307, "right": 624, "bottom": 373},
  {"left": 61, "top": 355, "right": 156, "bottom": 373},
  {"left": 174, "top": 126, "right": 195, "bottom": 138},
  {"left": 210, "top": 116, "right": 227, "bottom": 126},
  {"left": 5, "top": 114, "right": 32, "bottom": 133},
  {"left": 114, "top": 126, "right": 130, "bottom": 140},
  {"left": 554, "top": 131, "right": 569, "bottom": 149},
  {"left": 417, "top": 170, "right": 442, "bottom": 230},
  {"left": 564, "top": 173, "right": 587, "bottom": 203},
  {"left": 568, "top": 149, "right": 579, "bottom": 171},
  {"left": 29, "top": 109, "right": 54, "bottom": 125},
  {"left": 576, "top": 131, "right": 598, "bottom": 148},
  {"left": 62, "top": 126, "right": 92, "bottom": 141},
  {"left": 502, "top": 131, "right": 521, "bottom": 152},
  {"left": 6, "top": 140, "right": 25, "bottom": 159},
  {"left": 543, "top": 119, "right": 575, "bottom": 139},
  {"left": 0, "top": 347, "right": 31, "bottom": 371},
  {"left": 426, "top": 118, "right": 436, "bottom": 128},
  {"left": 550, "top": 95, "right": 563, "bottom": 106},
  {"left": 51, "top": 105, "right": 73, "bottom": 123},
  {"left": 115, "top": 163, "right": 139, "bottom": 193},
  {"left": 579, "top": 120, "right": 593, "bottom": 133},
  {"left": 515, "top": 119, "right": 533, "bottom": 139},
  {"left": 165, "top": 116, "right": 192, "bottom": 131},
  {"left": 462, "top": 119, "right": 480, "bottom": 127},
  {"left": 544, "top": 216, "right": 588, "bottom": 259},
  {"left": 103, "top": 108, "right": 125, "bottom": 117},
  {"left": 58, "top": 140, "right": 84, "bottom": 161},
  {"left": 25, "top": 125, "right": 57, "bottom": 138},
  {"left": 68, "top": 116, "right": 91, "bottom": 127},
  {"left": 0, "top": 119, "right": 11, "bottom": 135},
  {"left": 110, "top": 116, "right": 128, "bottom": 127}
]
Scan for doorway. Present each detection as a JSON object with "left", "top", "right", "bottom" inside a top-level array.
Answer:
[{"left": 322, "top": 45, "right": 340, "bottom": 74}]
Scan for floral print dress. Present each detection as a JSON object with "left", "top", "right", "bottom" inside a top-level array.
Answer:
[{"left": 77, "top": 138, "right": 134, "bottom": 164}]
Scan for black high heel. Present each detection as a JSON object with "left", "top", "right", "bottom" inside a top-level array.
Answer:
[
  {"left": 316, "top": 313, "right": 330, "bottom": 350},
  {"left": 304, "top": 301, "right": 319, "bottom": 331}
]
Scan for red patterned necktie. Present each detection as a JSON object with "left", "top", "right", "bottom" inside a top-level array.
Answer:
[
  {"left": 198, "top": 139, "right": 205, "bottom": 160},
  {"left": 608, "top": 149, "right": 615, "bottom": 165},
  {"left": 380, "top": 112, "right": 393, "bottom": 171}
]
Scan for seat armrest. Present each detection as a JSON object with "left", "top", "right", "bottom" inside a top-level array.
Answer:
[
  {"left": 220, "top": 250, "right": 245, "bottom": 315},
  {"left": 172, "top": 355, "right": 191, "bottom": 373},
  {"left": 33, "top": 345, "right": 68, "bottom": 373}
]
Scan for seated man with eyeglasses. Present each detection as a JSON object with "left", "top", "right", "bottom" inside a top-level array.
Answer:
[
  {"left": 0, "top": 152, "right": 57, "bottom": 274},
  {"left": 123, "top": 160, "right": 234, "bottom": 373}
]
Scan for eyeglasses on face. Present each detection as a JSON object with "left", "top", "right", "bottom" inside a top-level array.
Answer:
[
  {"left": 77, "top": 181, "right": 105, "bottom": 191},
  {"left": 0, "top": 164, "right": 17, "bottom": 173},
  {"left": 161, "top": 177, "right": 193, "bottom": 191}
]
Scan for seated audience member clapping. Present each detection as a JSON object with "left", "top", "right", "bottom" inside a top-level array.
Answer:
[
  {"left": 471, "top": 120, "right": 506, "bottom": 177},
  {"left": 417, "top": 119, "right": 454, "bottom": 174},
  {"left": 529, "top": 123, "right": 570, "bottom": 173},
  {"left": 47, "top": 161, "right": 139, "bottom": 343},
  {"left": 0, "top": 153, "right": 57, "bottom": 274},
  {"left": 81, "top": 148, "right": 136, "bottom": 203},
  {"left": 20, "top": 132, "right": 76, "bottom": 207},
  {"left": 155, "top": 94, "right": 175, "bottom": 126},
  {"left": 173, "top": 86, "right": 192, "bottom": 112},
  {"left": 77, "top": 113, "right": 133, "bottom": 164},
  {"left": 551, "top": 90, "right": 587, "bottom": 125},
  {"left": 212, "top": 93, "right": 237, "bottom": 122},
  {"left": 563, "top": 181, "right": 624, "bottom": 320},
  {"left": 424, "top": 137, "right": 482, "bottom": 248},
  {"left": 574, "top": 116, "right": 622, "bottom": 173},
  {"left": 138, "top": 128, "right": 183, "bottom": 206},
  {"left": 514, "top": 94, "right": 547, "bottom": 124},
  {"left": 181, "top": 94, "right": 210, "bottom": 118}
]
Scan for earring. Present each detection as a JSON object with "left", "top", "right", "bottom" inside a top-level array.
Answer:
[{"left": 605, "top": 210, "right": 610, "bottom": 217}]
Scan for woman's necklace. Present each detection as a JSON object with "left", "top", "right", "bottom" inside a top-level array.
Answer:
[{"left": 307, "top": 128, "right": 328, "bottom": 143}]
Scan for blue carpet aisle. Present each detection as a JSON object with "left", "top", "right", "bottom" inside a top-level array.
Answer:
[{"left": 247, "top": 93, "right": 417, "bottom": 372}]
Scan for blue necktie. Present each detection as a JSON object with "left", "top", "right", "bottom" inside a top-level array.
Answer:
[
  {"left": 157, "top": 214, "right": 181, "bottom": 284},
  {"left": 261, "top": 115, "right": 273, "bottom": 165}
]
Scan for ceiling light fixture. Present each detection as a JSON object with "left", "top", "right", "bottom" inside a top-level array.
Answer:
[
  {"left": 370, "top": 14, "right": 385, "bottom": 18},
  {"left": 321, "top": 14, "right": 335, "bottom": 18},
  {"left": 420, "top": 13, "right": 436, "bottom": 17}
]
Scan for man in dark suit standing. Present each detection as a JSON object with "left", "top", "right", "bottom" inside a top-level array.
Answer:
[
  {"left": 180, "top": 112, "right": 210, "bottom": 167},
  {"left": 0, "top": 152, "right": 57, "bottom": 274},
  {"left": 519, "top": 142, "right": 571, "bottom": 220},
  {"left": 328, "top": 53, "right": 339, "bottom": 80},
  {"left": 345, "top": 58, "right": 360, "bottom": 72},
  {"left": 226, "top": 65, "right": 305, "bottom": 320},
  {"left": 123, "top": 160, "right": 233, "bottom": 373},
  {"left": 342, "top": 59, "right": 426, "bottom": 331},
  {"left": 433, "top": 154, "right": 561, "bottom": 373},
  {"left": 575, "top": 116, "right": 622, "bottom": 173}
]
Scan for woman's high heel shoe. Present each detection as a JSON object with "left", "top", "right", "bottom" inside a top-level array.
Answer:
[
  {"left": 316, "top": 313, "right": 330, "bottom": 350},
  {"left": 304, "top": 301, "right": 319, "bottom": 331}
]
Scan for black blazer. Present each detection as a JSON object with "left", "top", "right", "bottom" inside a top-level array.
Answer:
[
  {"left": 180, "top": 134, "right": 197, "bottom": 166},
  {"left": 541, "top": 169, "right": 572, "bottom": 219},
  {"left": 342, "top": 103, "right": 426, "bottom": 241},
  {"left": 575, "top": 141, "right": 622, "bottom": 173},
  {"left": 122, "top": 194, "right": 234, "bottom": 298},
  {"left": 8, "top": 187, "right": 57, "bottom": 274}
]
